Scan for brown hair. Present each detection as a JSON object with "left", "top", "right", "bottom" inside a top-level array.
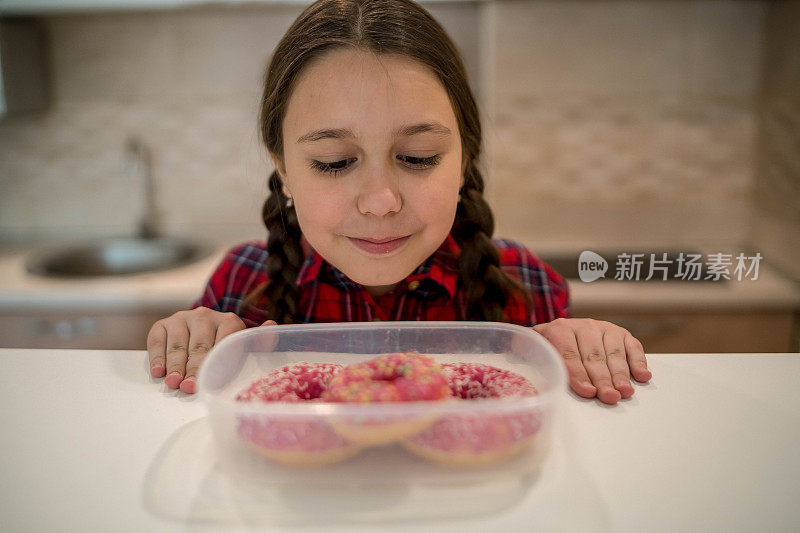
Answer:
[{"left": 246, "top": 0, "right": 530, "bottom": 323}]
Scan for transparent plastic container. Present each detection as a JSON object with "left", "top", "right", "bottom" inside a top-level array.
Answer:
[{"left": 198, "top": 321, "right": 566, "bottom": 492}]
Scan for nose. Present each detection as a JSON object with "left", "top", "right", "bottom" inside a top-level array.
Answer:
[{"left": 356, "top": 166, "right": 402, "bottom": 216}]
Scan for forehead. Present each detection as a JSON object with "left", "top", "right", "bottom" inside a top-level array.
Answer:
[{"left": 284, "top": 48, "right": 457, "bottom": 140}]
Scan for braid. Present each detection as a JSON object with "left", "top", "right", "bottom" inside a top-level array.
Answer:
[
  {"left": 451, "top": 167, "right": 532, "bottom": 322},
  {"left": 243, "top": 171, "right": 304, "bottom": 324}
]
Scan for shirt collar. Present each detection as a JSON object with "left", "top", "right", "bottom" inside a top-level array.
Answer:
[{"left": 296, "top": 233, "right": 461, "bottom": 298}]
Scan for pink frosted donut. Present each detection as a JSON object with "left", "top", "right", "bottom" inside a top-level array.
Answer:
[
  {"left": 322, "top": 351, "right": 451, "bottom": 403},
  {"left": 444, "top": 362, "right": 537, "bottom": 399},
  {"left": 235, "top": 362, "right": 341, "bottom": 402},
  {"left": 321, "top": 352, "right": 451, "bottom": 444},
  {"left": 403, "top": 362, "right": 542, "bottom": 466},
  {"left": 235, "top": 362, "right": 363, "bottom": 467}
]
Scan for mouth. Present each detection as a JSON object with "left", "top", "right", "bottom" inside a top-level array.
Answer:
[{"left": 348, "top": 235, "right": 412, "bottom": 255}]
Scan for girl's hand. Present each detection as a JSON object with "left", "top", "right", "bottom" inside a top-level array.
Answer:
[
  {"left": 147, "top": 306, "right": 276, "bottom": 394},
  {"left": 532, "top": 318, "right": 652, "bottom": 405}
]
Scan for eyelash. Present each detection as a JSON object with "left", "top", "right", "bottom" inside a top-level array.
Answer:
[{"left": 309, "top": 154, "right": 441, "bottom": 177}]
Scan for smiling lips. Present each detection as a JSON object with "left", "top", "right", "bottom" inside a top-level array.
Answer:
[{"left": 348, "top": 235, "right": 411, "bottom": 255}]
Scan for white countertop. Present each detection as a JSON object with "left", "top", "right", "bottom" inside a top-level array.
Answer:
[
  {"left": 2, "top": 241, "right": 799, "bottom": 313},
  {"left": 1, "top": 349, "right": 798, "bottom": 532}
]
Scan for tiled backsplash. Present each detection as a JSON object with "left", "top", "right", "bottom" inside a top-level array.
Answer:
[
  {"left": 0, "top": 2, "right": 480, "bottom": 244},
  {"left": 0, "top": 95, "right": 273, "bottom": 243},
  {"left": 1, "top": 1, "right": 794, "bottom": 275},
  {"left": 485, "top": 0, "right": 765, "bottom": 249}
]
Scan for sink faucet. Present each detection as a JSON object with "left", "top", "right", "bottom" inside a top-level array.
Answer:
[{"left": 124, "top": 137, "right": 158, "bottom": 239}]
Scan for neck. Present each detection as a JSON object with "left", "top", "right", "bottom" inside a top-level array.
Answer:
[{"left": 364, "top": 283, "right": 399, "bottom": 297}]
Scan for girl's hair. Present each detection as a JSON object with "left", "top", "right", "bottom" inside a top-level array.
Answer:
[{"left": 246, "top": 0, "right": 531, "bottom": 323}]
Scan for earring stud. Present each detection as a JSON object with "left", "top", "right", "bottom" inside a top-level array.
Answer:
[{"left": 285, "top": 197, "right": 294, "bottom": 208}]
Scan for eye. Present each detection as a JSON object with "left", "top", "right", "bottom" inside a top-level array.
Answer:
[
  {"left": 308, "top": 157, "right": 358, "bottom": 177},
  {"left": 397, "top": 154, "right": 441, "bottom": 169},
  {"left": 308, "top": 154, "right": 441, "bottom": 178}
]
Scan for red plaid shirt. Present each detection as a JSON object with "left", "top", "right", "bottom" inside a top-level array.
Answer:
[{"left": 192, "top": 233, "right": 570, "bottom": 327}]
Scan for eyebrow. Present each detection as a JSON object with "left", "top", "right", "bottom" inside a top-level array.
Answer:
[{"left": 296, "top": 122, "right": 452, "bottom": 144}]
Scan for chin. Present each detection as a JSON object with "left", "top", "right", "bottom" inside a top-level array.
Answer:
[
  {"left": 347, "top": 271, "right": 404, "bottom": 287},
  {"left": 342, "top": 261, "right": 414, "bottom": 287}
]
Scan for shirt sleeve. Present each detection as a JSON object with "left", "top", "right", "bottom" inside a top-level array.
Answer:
[
  {"left": 190, "top": 242, "right": 271, "bottom": 327},
  {"left": 497, "top": 240, "right": 571, "bottom": 325},
  {"left": 533, "top": 258, "right": 571, "bottom": 322},
  {"left": 190, "top": 252, "right": 233, "bottom": 312}
]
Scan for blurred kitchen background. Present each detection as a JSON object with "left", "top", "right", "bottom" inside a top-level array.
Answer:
[{"left": 0, "top": 0, "right": 798, "bottom": 352}]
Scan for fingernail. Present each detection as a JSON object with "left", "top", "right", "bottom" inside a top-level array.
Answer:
[
  {"left": 179, "top": 378, "right": 196, "bottom": 394},
  {"left": 165, "top": 372, "right": 182, "bottom": 389},
  {"left": 150, "top": 365, "right": 165, "bottom": 378}
]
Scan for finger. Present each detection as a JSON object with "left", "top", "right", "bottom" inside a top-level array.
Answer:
[
  {"left": 214, "top": 313, "right": 246, "bottom": 344},
  {"left": 252, "top": 319, "right": 280, "bottom": 352},
  {"left": 602, "top": 327, "right": 634, "bottom": 399},
  {"left": 146, "top": 321, "right": 167, "bottom": 378},
  {"left": 180, "top": 315, "right": 218, "bottom": 394},
  {"left": 625, "top": 333, "right": 652, "bottom": 382},
  {"left": 535, "top": 323, "right": 597, "bottom": 398},
  {"left": 163, "top": 316, "right": 190, "bottom": 390},
  {"left": 574, "top": 324, "right": 621, "bottom": 405}
]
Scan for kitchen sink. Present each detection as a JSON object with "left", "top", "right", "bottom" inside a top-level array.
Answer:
[
  {"left": 25, "top": 237, "right": 212, "bottom": 278},
  {"left": 537, "top": 249, "right": 728, "bottom": 283}
]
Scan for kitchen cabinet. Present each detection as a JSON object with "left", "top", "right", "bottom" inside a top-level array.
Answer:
[
  {"left": 0, "top": 307, "right": 181, "bottom": 349},
  {"left": 555, "top": 251, "right": 800, "bottom": 354},
  {"left": 571, "top": 306, "right": 800, "bottom": 353}
]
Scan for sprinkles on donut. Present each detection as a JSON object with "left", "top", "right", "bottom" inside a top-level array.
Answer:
[
  {"left": 235, "top": 362, "right": 363, "bottom": 467},
  {"left": 403, "top": 362, "right": 542, "bottom": 466},
  {"left": 232, "top": 358, "right": 543, "bottom": 467},
  {"left": 443, "top": 362, "right": 537, "bottom": 399},
  {"left": 322, "top": 351, "right": 451, "bottom": 403},
  {"left": 321, "top": 352, "right": 451, "bottom": 444}
]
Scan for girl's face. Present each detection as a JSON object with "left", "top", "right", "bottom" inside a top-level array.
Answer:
[{"left": 275, "top": 48, "right": 463, "bottom": 296}]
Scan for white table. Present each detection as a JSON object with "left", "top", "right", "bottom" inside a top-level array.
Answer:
[{"left": 1, "top": 349, "right": 798, "bottom": 532}]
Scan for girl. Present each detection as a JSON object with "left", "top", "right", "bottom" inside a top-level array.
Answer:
[{"left": 147, "top": 0, "right": 651, "bottom": 404}]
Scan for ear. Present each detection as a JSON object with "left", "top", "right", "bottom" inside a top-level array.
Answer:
[
  {"left": 268, "top": 151, "right": 287, "bottom": 181},
  {"left": 268, "top": 152, "right": 292, "bottom": 197}
]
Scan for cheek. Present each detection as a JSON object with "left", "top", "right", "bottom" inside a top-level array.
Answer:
[
  {"left": 294, "top": 188, "right": 346, "bottom": 234},
  {"left": 413, "top": 172, "right": 461, "bottom": 224}
]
